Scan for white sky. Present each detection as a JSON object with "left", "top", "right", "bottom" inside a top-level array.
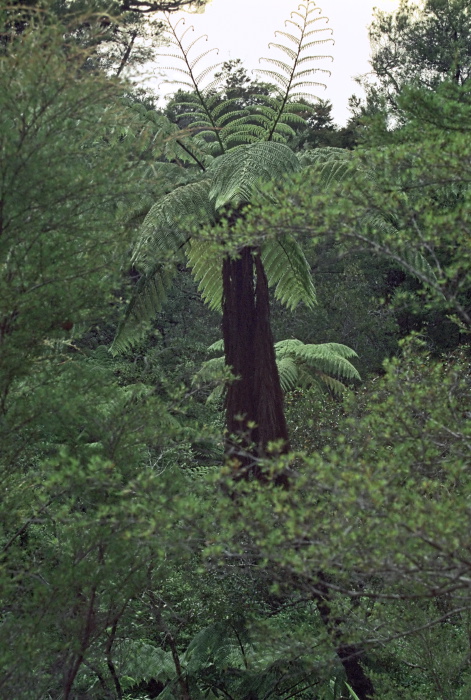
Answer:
[{"left": 146, "top": 0, "right": 400, "bottom": 126}]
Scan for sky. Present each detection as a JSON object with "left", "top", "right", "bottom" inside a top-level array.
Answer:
[{"left": 147, "top": 0, "right": 400, "bottom": 126}]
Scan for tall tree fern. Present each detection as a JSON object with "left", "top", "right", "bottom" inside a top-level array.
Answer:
[{"left": 113, "top": 1, "right": 335, "bottom": 482}]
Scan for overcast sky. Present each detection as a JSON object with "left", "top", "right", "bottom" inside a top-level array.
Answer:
[{"left": 147, "top": 0, "right": 400, "bottom": 126}]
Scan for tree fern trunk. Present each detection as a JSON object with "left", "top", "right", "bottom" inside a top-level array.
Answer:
[{"left": 222, "top": 246, "right": 289, "bottom": 486}]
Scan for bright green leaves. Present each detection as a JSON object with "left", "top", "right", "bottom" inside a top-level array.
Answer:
[
  {"left": 275, "top": 339, "right": 360, "bottom": 394},
  {"left": 199, "top": 337, "right": 360, "bottom": 398},
  {"left": 209, "top": 142, "right": 300, "bottom": 209},
  {"left": 261, "top": 234, "right": 317, "bottom": 311}
]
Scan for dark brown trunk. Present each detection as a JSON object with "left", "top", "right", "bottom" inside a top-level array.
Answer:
[
  {"left": 315, "top": 574, "right": 375, "bottom": 699},
  {"left": 222, "top": 246, "right": 289, "bottom": 486}
]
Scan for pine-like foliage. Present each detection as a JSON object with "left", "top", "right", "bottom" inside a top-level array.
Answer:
[{"left": 112, "top": 1, "right": 333, "bottom": 353}]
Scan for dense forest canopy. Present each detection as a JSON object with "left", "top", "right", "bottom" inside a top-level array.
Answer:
[{"left": 0, "top": 1, "right": 470, "bottom": 699}]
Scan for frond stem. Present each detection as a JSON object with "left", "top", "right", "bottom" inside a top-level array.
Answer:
[
  {"left": 176, "top": 139, "right": 206, "bottom": 170},
  {"left": 165, "top": 14, "right": 226, "bottom": 155},
  {"left": 265, "top": 8, "right": 311, "bottom": 142}
]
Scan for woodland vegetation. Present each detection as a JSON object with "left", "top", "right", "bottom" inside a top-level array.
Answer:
[{"left": 1, "top": 0, "right": 470, "bottom": 698}]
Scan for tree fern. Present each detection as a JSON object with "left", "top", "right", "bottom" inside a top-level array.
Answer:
[
  {"left": 261, "top": 234, "right": 317, "bottom": 310},
  {"left": 209, "top": 141, "right": 301, "bottom": 209},
  {"left": 113, "top": 3, "right": 331, "bottom": 354},
  {"left": 115, "top": 1, "right": 335, "bottom": 475}
]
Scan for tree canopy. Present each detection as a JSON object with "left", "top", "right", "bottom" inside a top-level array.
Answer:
[{"left": 1, "top": 1, "right": 471, "bottom": 699}]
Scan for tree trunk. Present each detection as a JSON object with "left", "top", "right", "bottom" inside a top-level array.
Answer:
[
  {"left": 315, "top": 573, "right": 375, "bottom": 699},
  {"left": 222, "top": 246, "right": 289, "bottom": 486}
]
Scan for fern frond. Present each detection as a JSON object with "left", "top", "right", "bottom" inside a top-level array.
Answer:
[
  {"left": 275, "top": 339, "right": 360, "bottom": 389},
  {"left": 295, "top": 343, "right": 361, "bottom": 381},
  {"left": 259, "top": 58, "right": 294, "bottom": 76},
  {"left": 186, "top": 239, "right": 224, "bottom": 311},
  {"left": 315, "top": 372, "right": 350, "bottom": 396},
  {"left": 195, "top": 63, "right": 223, "bottom": 85},
  {"left": 256, "top": 1, "right": 333, "bottom": 142},
  {"left": 276, "top": 356, "right": 299, "bottom": 392},
  {"left": 262, "top": 235, "right": 317, "bottom": 310},
  {"left": 209, "top": 142, "right": 300, "bottom": 209},
  {"left": 274, "top": 30, "right": 303, "bottom": 45},
  {"left": 111, "top": 261, "right": 177, "bottom": 354},
  {"left": 208, "top": 339, "right": 224, "bottom": 352},
  {"left": 190, "top": 48, "right": 219, "bottom": 71},
  {"left": 204, "top": 338, "right": 359, "bottom": 397},
  {"left": 215, "top": 110, "right": 248, "bottom": 127},
  {"left": 223, "top": 132, "right": 262, "bottom": 147},
  {"left": 275, "top": 338, "right": 304, "bottom": 354},
  {"left": 268, "top": 43, "right": 297, "bottom": 61},
  {"left": 162, "top": 14, "right": 226, "bottom": 154},
  {"left": 277, "top": 112, "right": 309, "bottom": 126},
  {"left": 210, "top": 98, "right": 245, "bottom": 119},
  {"left": 297, "top": 147, "right": 354, "bottom": 185},
  {"left": 135, "top": 179, "right": 215, "bottom": 267},
  {"left": 256, "top": 68, "right": 290, "bottom": 88},
  {"left": 115, "top": 640, "right": 175, "bottom": 686}
]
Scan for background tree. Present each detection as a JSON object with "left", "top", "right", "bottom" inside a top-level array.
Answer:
[
  {"left": 351, "top": 0, "right": 471, "bottom": 121},
  {"left": 0, "top": 7, "right": 215, "bottom": 697}
]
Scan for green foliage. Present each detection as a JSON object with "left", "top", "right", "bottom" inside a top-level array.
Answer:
[
  {"left": 113, "top": 1, "right": 333, "bottom": 353},
  {"left": 5, "top": 2, "right": 471, "bottom": 699},
  {"left": 275, "top": 339, "right": 360, "bottom": 393},
  {"left": 161, "top": 3, "right": 333, "bottom": 151},
  {"left": 195, "top": 339, "right": 360, "bottom": 399},
  {"left": 198, "top": 338, "right": 360, "bottom": 400},
  {"left": 0, "top": 8, "right": 213, "bottom": 698}
]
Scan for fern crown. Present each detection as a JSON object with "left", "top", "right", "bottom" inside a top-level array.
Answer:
[
  {"left": 112, "top": 2, "right": 333, "bottom": 353},
  {"left": 161, "top": 1, "right": 334, "bottom": 151}
]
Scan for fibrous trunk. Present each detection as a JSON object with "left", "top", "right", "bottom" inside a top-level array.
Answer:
[{"left": 222, "top": 246, "right": 289, "bottom": 486}]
